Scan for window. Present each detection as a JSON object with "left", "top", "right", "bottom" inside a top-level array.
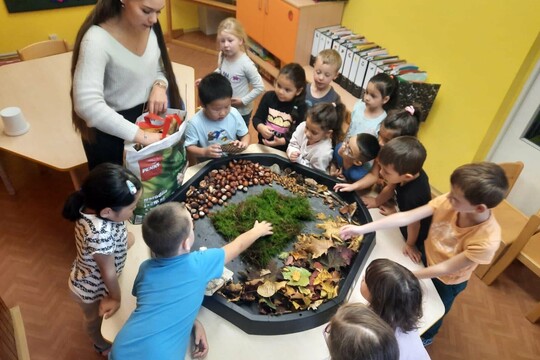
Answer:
[{"left": 523, "top": 105, "right": 540, "bottom": 147}]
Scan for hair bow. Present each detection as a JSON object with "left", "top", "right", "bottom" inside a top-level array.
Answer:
[{"left": 404, "top": 106, "right": 415, "bottom": 115}]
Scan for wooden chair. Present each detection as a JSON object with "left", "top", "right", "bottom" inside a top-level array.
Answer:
[
  {"left": 0, "top": 297, "right": 30, "bottom": 359},
  {"left": 498, "top": 161, "right": 524, "bottom": 196},
  {"left": 474, "top": 200, "right": 529, "bottom": 278},
  {"left": 482, "top": 211, "right": 540, "bottom": 323},
  {"left": 17, "top": 39, "right": 69, "bottom": 61}
]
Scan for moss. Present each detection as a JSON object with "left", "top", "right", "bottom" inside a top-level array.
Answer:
[{"left": 211, "top": 189, "right": 313, "bottom": 268}]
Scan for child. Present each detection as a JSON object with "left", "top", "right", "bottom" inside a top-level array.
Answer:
[
  {"left": 340, "top": 162, "right": 509, "bottom": 346},
  {"left": 330, "top": 133, "right": 380, "bottom": 182},
  {"left": 347, "top": 73, "right": 398, "bottom": 137},
  {"left": 287, "top": 102, "right": 345, "bottom": 172},
  {"left": 306, "top": 49, "right": 342, "bottom": 108},
  {"left": 110, "top": 202, "right": 272, "bottom": 359},
  {"left": 325, "top": 302, "right": 399, "bottom": 360},
  {"left": 185, "top": 72, "right": 250, "bottom": 162},
  {"left": 333, "top": 104, "right": 422, "bottom": 194},
  {"left": 362, "top": 136, "right": 432, "bottom": 263},
  {"left": 361, "top": 259, "right": 430, "bottom": 360},
  {"left": 377, "top": 105, "right": 424, "bottom": 146},
  {"left": 63, "top": 163, "right": 142, "bottom": 356},
  {"left": 253, "top": 63, "right": 308, "bottom": 152},
  {"left": 216, "top": 18, "right": 264, "bottom": 126}
]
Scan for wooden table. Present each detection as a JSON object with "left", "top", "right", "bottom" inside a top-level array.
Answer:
[
  {"left": 101, "top": 144, "right": 444, "bottom": 359},
  {"left": 0, "top": 52, "right": 195, "bottom": 192}
]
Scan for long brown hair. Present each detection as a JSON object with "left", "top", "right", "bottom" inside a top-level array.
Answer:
[{"left": 70, "top": 0, "right": 182, "bottom": 141}]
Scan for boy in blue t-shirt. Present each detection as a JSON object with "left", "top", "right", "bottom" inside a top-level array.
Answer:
[
  {"left": 361, "top": 136, "right": 432, "bottom": 264},
  {"left": 185, "top": 72, "right": 250, "bottom": 163},
  {"left": 110, "top": 203, "right": 272, "bottom": 359}
]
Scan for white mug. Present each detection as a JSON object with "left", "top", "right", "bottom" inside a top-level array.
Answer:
[{"left": 0, "top": 106, "right": 30, "bottom": 136}]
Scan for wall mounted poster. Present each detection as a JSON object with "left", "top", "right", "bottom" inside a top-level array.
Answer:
[{"left": 5, "top": 0, "right": 96, "bottom": 13}]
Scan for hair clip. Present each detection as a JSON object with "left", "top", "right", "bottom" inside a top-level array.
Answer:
[
  {"left": 331, "top": 102, "right": 336, "bottom": 107},
  {"left": 126, "top": 180, "right": 137, "bottom": 195},
  {"left": 404, "top": 105, "right": 415, "bottom": 115}
]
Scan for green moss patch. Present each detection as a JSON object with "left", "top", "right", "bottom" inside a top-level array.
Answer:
[{"left": 210, "top": 189, "right": 313, "bottom": 268}]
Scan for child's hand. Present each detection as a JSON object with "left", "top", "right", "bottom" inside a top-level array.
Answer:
[
  {"left": 205, "top": 144, "right": 223, "bottom": 158},
  {"left": 288, "top": 151, "right": 300, "bottom": 162},
  {"left": 99, "top": 296, "right": 121, "bottom": 319},
  {"left": 231, "top": 98, "right": 243, "bottom": 108},
  {"left": 361, "top": 196, "right": 378, "bottom": 209},
  {"left": 192, "top": 320, "right": 209, "bottom": 359},
  {"left": 252, "top": 220, "right": 273, "bottom": 238},
  {"left": 263, "top": 136, "right": 285, "bottom": 147},
  {"left": 256, "top": 124, "right": 273, "bottom": 139},
  {"left": 379, "top": 204, "right": 397, "bottom": 216},
  {"left": 403, "top": 244, "right": 422, "bottom": 264},
  {"left": 127, "top": 232, "right": 135, "bottom": 249},
  {"left": 195, "top": 78, "right": 202, "bottom": 87},
  {"left": 231, "top": 140, "right": 247, "bottom": 149},
  {"left": 339, "top": 225, "right": 362, "bottom": 240},
  {"left": 334, "top": 182, "right": 355, "bottom": 193}
]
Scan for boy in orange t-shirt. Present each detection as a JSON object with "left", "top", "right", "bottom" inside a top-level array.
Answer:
[{"left": 339, "top": 162, "right": 509, "bottom": 346}]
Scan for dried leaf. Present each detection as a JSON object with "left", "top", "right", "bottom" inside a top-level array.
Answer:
[
  {"left": 309, "top": 238, "right": 334, "bottom": 259},
  {"left": 282, "top": 266, "right": 311, "bottom": 287},
  {"left": 257, "top": 281, "right": 277, "bottom": 297},
  {"left": 307, "top": 299, "right": 324, "bottom": 310},
  {"left": 347, "top": 234, "right": 364, "bottom": 252},
  {"left": 316, "top": 212, "right": 327, "bottom": 220},
  {"left": 313, "top": 269, "right": 333, "bottom": 286},
  {"left": 260, "top": 269, "right": 272, "bottom": 277}
]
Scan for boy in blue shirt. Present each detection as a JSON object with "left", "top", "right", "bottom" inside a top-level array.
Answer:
[
  {"left": 110, "top": 203, "right": 272, "bottom": 359},
  {"left": 185, "top": 72, "right": 250, "bottom": 163}
]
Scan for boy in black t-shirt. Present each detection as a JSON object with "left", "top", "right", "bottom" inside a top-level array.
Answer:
[{"left": 362, "top": 136, "right": 432, "bottom": 264}]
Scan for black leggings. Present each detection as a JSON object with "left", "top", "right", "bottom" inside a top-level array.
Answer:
[{"left": 82, "top": 104, "right": 145, "bottom": 171}]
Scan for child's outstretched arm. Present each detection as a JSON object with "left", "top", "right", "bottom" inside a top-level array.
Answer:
[
  {"left": 340, "top": 204, "right": 433, "bottom": 240},
  {"left": 191, "top": 320, "right": 209, "bottom": 359},
  {"left": 231, "top": 133, "right": 250, "bottom": 149},
  {"left": 334, "top": 162, "right": 380, "bottom": 192},
  {"left": 223, "top": 220, "right": 273, "bottom": 263},
  {"left": 93, "top": 253, "right": 121, "bottom": 319},
  {"left": 413, "top": 253, "right": 475, "bottom": 280}
]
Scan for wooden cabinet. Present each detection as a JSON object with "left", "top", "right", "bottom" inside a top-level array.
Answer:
[{"left": 238, "top": 0, "right": 344, "bottom": 66}]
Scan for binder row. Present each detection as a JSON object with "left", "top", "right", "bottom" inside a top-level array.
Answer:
[{"left": 310, "top": 25, "right": 428, "bottom": 99}]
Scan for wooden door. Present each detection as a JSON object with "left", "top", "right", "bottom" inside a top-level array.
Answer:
[
  {"left": 237, "top": 0, "right": 265, "bottom": 45},
  {"left": 263, "top": 0, "right": 299, "bottom": 64}
]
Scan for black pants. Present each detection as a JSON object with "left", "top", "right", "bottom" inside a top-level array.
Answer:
[{"left": 82, "top": 104, "right": 145, "bottom": 171}]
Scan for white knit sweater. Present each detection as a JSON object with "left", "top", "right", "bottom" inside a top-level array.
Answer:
[{"left": 73, "top": 25, "right": 167, "bottom": 141}]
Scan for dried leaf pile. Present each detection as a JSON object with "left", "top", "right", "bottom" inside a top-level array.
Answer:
[
  {"left": 210, "top": 189, "right": 313, "bottom": 268},
  {"left": 219, "top": 214, "right": 363, "bottom": 315}
]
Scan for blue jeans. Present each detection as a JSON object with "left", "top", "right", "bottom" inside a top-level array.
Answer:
[{"left": 422, "top": 277, "right": 468, "bottom": 339}]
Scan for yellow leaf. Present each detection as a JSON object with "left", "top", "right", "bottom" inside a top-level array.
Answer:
[
  {"left": 309, "top": 238, "right": 334, "bottom": 258},
  {"left": 292, "top": 270, "right": 301, "bottom": 282},
  {"left": 313, "top": 269, "right": 333, "bottom": 285},
  {"left": 316, "top": 212, "right": 327, "bottom": 220}
]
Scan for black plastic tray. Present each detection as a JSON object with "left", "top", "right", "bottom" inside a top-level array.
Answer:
[{"left": 170, "top": 154, "right": 375, "bottom": 335}]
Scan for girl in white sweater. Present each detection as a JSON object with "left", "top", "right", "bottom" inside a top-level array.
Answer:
[
  {"left": 287, "top": 102, "right": 345, "bottom": 173},
  {"left": 71, "top": 0, "right": 182, "bottom": 169}
]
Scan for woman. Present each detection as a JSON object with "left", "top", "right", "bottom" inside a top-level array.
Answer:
[{"left": 71, "top": 0, "right": 182, "bottom": 170}]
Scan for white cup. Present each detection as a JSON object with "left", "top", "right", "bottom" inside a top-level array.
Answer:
[{"left": 0, "top": 107, "right": 30, "bottom": 136}]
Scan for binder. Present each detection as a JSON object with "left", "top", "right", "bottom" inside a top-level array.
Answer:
[
  {"left": 310, "top": 25, "right": 342, "bottom": 65},
  {"left": 336, "top": 38, "right": 368, "bottom": 87}
]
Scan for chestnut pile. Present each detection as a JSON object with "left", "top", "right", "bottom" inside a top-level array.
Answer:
[{"left": 185, "top": 159, "right": 274, "bottom": 219}]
